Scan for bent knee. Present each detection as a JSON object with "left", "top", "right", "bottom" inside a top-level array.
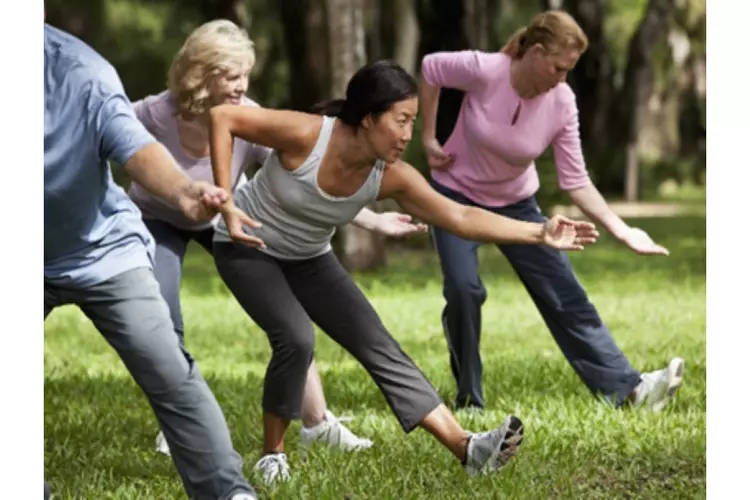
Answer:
[
  {"left": 443, "top": 275, "right": 487, "bottom": 304},
  {"left": 277, "top": 331, "right": 315, "bottom": 362}
]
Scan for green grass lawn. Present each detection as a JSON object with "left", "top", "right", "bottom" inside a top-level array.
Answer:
[{"left": 44, "top": 215, "right": 706, "bottom": 499}]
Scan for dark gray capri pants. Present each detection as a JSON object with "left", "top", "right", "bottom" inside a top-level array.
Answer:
[{"left": 213, "top": 242, "right": 442, "bottom": 432}]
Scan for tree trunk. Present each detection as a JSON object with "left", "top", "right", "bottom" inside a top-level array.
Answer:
[
  {"left": 564, "top": 0, "right": 616, "bottom": 155},
  {"left": 366, "top": 0, "right": 385, "bottom": 61},
  {"left": 417, "top": 0, "right": 472, "bottom": 144},
  {"left": 393, "top": 0, "right": 421, "bottom": 74},
  {"left": 279, "top": 0, "right": 331, "bottom": 111},
  {"left": 616, "top": 0, "right": 676, "bottom": 201},
  {"left": 326, "top": 0, "right": 386, "bottom": 271},
  {"left": 485, "top": 0, "right": 502, "bottom": 49},
  {"left": 463, "top": 0, "right": 489, "bottom": 51},
  {"left": 199, "top": 0, "right": 250, "bottom": 29}
]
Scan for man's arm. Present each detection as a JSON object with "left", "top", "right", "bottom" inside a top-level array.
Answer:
[
  {"left": 122, "top": 142, "right": 194, "bottom": 212},
  {"left": 90, "top": 72, "right": 226, "bottom": 221}
]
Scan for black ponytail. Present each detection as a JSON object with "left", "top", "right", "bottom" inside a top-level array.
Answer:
[
  {"left": 310, "top": 60, "right": 417, "bottom": 128},
  {"left": 310, "top": 98, "right": 345, "bottom": 117}
]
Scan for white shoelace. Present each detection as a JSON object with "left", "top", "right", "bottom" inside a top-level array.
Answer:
[{"left": 255, "top": 453, "right": 290, "bottom": 484}]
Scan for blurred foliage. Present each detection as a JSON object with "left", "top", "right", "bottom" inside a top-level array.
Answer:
[{"left": 45, "top": 0, "right": 705, "bottom": 207}]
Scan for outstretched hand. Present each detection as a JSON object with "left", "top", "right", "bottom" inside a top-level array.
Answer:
[
  {"left": 375, "top": 212, "right": 428, "bottom": 237},
  {"left": 620, "top": 227, "right": 669, "bottom": 256},
  {"left": 542, "top": 215, "right": 600, "bottom": 251}
]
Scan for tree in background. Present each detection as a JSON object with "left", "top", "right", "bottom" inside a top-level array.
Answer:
[
  {"left": 43, "top": 0, "right": 706, "bottom": 269},
  {"left": 326, "top": 0, "right": 389, "bottom": 271}
]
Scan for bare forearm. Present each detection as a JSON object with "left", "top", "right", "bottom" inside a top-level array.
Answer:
[
  {"left": 208, "top": 108, "right": 238, "bottom": 207},
  {"left": 123, "top": 142, "right": 190, "bottom": 209},
  {"left": 351, "top": 207, "right": 379, "bottom": 231},
  {"left": 568, "top": 184, "right": 630, "bottom": 240},
  {"left": 447, "top": 207, "right": 544, "bottom": 245},
  {"left": 419, "top": 76, "right": 441, "bottom": 140}
]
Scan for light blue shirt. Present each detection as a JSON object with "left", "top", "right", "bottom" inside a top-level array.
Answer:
[{"left": 44, "top": 24, "right": 156, "bottom": 287}]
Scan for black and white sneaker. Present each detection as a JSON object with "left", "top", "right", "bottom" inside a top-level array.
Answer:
[{"left": 464, "top": 415, "right": 524, "bottom": 475}]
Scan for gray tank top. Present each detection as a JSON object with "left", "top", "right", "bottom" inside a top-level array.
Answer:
[{"left": 214, "top": 116, "right": 386, "bottom": 259}]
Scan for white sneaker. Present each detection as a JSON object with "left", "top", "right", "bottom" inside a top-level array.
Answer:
[
  {"left": 464, "top": 415, "right": 524, "bottom": 475},
  {"left": 155, "top": 430, "right": 171, "bottom": 456},
  {"left": 299, "top": 410, "right": 374, "bottom": 451},
  {"left": 230, "top": 493, "right": 258, "bottom": 500},
  {"left": 633, "top": 357, "right": 685, "bottom": 412},
  {"left": 253, "top": 453, "right": 290, "bottom": 486}
]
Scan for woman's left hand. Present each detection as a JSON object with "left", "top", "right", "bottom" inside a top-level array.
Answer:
[
  {"left": 619, "top": 227, "right": 670, "bottom": 256},
  {"left": 375, "top": 212, "right": 428, "bottom": 237},
  {"left": 542, "top": 215, "right": 600, "bottom": 251}
]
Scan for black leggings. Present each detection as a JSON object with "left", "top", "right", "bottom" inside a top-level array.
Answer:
[{"left": 213, "top": 242, "right": 442, "bottom": 432}]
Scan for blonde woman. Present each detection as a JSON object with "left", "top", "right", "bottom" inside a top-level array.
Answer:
[
  {"left": 419, "top": 10, "right": 684, "bottom": 412},
  {"left": 128, "top": 20, "right": 411, "bottom": 456}
]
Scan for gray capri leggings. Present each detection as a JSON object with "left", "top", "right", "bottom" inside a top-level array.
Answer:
[{"left": 213, "top": 242, "right": 443, "bottom": 432}]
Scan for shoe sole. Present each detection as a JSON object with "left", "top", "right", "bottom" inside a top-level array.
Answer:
[
  {"left": 485, "top": 415, "right": 524, "bottom": 473},
  {"left": 653, "top": 357, "right": 685, "bottom": 412}
]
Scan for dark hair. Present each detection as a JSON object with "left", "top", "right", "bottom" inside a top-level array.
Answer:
[{"left": 311, "top": 60, "right": 417, "bottom": 127}]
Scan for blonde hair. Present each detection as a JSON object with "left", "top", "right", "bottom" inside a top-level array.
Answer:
[
  {"left": 501, "top": 10, "right": 588, "bottom": 59},
  {"left": 168, "top": 20, "right": 256, "bottom": 120}
]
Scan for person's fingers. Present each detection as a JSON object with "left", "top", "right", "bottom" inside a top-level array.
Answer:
[
  {"left": 574, "top": 221, "right": 597, "bottom": 231},
  {"left": 553, "top": 215, "right": 596, "bottom": 231},
  {"left": 427, "top": 151, "right": 455, "bottom": 168},
  {"left": 228, "top": 219, "right": 265, "bottom": 247},
  {"left": 238, "top": 210, "right": 263, "bottom": 229},
  {"left": 554, "top": 241, "right": 584, "bottom": 251},
  {"left": 655, "top": 245, "right": 670, "bottom": 255},
  {"left": 230, "top": 231, "right": 266, "bottom": 249},
  {"left": 205, "top": 187, "right": 229, "bottom": 201},
  {"left": 200, "top": 193, "right": 222, "bottom": 208},
  {"left": 576, "top": 228, "right": 600, "bottom": 241},
  {"left": 428, "top": 157, "right": 449, "bottom": 168},
  {"left": 550, "top": 214, "right": 571, "bottom": 225},
  {"left": 575, "top": 236, "right": 598, "bottom": 245},
  {"left": 639, "top": 245, "right": 669, "bottom": 256}
]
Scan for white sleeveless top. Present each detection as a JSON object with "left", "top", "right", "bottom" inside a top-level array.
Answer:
[{"left": 214, "top": 116, "right": 386, "bottom": 259}]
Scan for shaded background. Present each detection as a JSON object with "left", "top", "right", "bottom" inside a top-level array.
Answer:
[{"left": 44, "top": 0, "right": 706, "bottom": 269}]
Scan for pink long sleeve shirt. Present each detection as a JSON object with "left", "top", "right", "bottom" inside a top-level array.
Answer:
[{"left": 420, "top": 50, "right": 591, "bottom": 207}]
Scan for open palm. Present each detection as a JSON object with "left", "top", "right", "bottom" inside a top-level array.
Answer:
[
  {"left": 542, "top": 215, "right": 600, "bottom": 251},
  {"left": 621, "top": 227, "right": 669, "bottom": 256},
  {"left": 376, "top": 212, "right": 428, "bottom": 237}
]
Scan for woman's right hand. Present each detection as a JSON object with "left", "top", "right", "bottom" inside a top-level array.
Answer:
[
  {"left": 221, "top": 202, "right": 266, "bottom": 249},
  {"left": 423, "top": 137, "right": 454, "bottom": 170},
  {"left": 541, "top": 215, "right": 599, "bottom": 251}
]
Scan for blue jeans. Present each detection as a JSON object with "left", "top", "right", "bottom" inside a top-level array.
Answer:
[{"left": 430, "top": 180, "right": 642, "bottom": 409}]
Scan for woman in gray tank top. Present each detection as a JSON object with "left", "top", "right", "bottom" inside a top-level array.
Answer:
[
  {"left": 209, "top": 60, "right": 598, "bottom": 484},
  {"left": 129, "top": 21, "right": 427, "bottom": 457}
]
